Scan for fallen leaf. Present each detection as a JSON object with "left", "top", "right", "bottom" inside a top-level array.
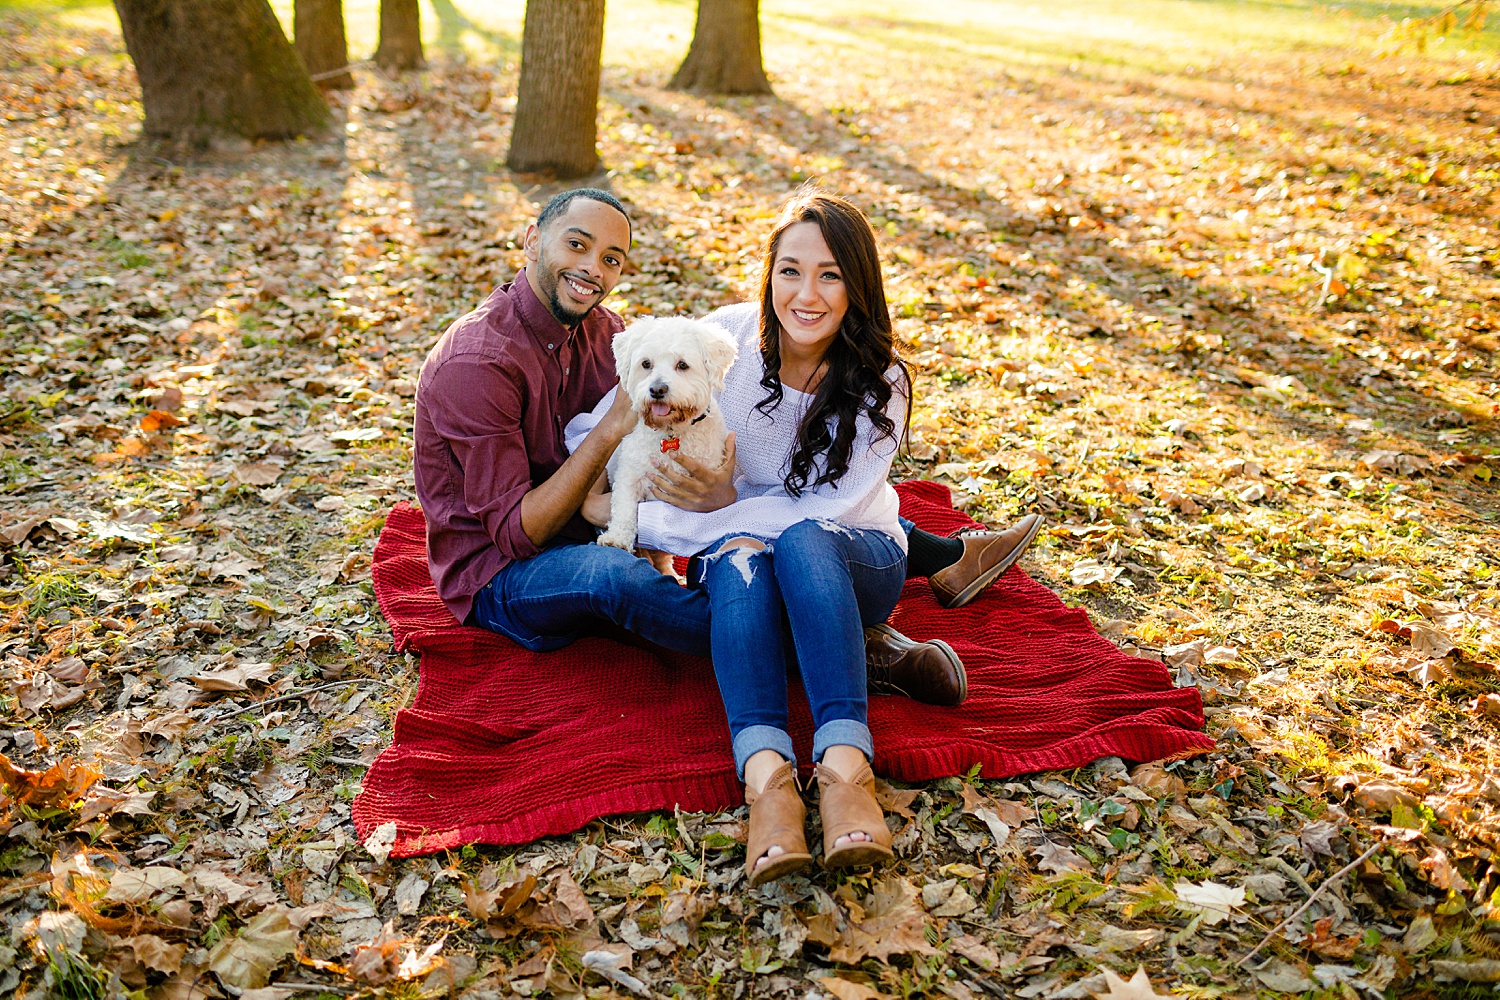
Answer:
[
  {"left": 1173, "top": 880, "right": 1244, "bottom": 925},
  {"left": 364, "top": 821, "right": 398, "bottom": 864},
  {"left": 105, "top": 866, "right": 187, "bottom": 903},
  {"left": 126, "top": 934, "right": 188, "bottom": 975},
  {"left": 190, "top": 660, "right": 276, "bottom": 692},
  {"left": 206, "top": 906, "right": 298, "bottom": 989},
  {"left": 1092, "top": 965, "right": 1171, "bottom": 999},
  {"left": 232, "top": 462, "right": 282, "bottom": 487},
  {"left": 0, "top": 753, "right": 102, "bottom": 808},
  {"left": 1071, "top": 558, "right": 1122, "bottom": 586},
  {"left": 1033, "top": 840, "right": 1093, "bottom": 875},
  {"left": 802, "top": 877, "right": 937, "bottom": 964},
  {"left": 821, "top": 976, "right": 890, "bottom": 1000}
]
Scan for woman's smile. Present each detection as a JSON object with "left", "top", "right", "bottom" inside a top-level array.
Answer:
[{"left": 771, "top": 221, "right": 849, "bottom": 359}]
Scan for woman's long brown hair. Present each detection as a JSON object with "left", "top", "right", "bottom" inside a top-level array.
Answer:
[{"left": 755, "top": 190, "right": 910, "bottom": 496}]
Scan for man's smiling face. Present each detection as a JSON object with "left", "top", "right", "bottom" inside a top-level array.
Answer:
[{"left": 523, "top": 198, "right": 631, "bottom": 327}]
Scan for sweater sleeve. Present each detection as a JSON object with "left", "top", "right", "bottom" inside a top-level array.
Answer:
[{"left": 634, "top": 378, "right": 908, "bottom": 555}]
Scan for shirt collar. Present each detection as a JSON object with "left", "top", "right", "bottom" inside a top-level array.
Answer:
[{"left": 510, "top": 266, "right": 575, "bottom": 351}]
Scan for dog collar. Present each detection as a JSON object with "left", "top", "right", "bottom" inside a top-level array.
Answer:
[{"left": 661, "top": 409, "right": 709, "bottom": 453}]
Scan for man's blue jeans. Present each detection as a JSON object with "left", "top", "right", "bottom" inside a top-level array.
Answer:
[
  {"left": 470, "top": 540, "right": 711, "bottom": 657},
  {"left": 689, "top": 519, "right": 907, "bottom": 778}
]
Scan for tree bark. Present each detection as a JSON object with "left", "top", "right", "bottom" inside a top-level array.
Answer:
[
  {"left": 114, "top": 0, "right": 329, "bottom": 143},
  {"left": 669, "top": 0, "right": 772, "bottom": 95},
  {"left": 375, "top": 0, "right": 425, "bottom": 73},
  {"left": 295, "top": 0, "right": 353, "bottom": 90},
  {"left": 507, "top": 0, "right": 605, "bottom": 178}
]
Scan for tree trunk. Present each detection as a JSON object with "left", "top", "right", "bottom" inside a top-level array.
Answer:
[
  {"left": 507, "top": 0, "right": 605, "bottom": 178},
  {"left": 375, "top": 0, "right": 424, "bottom": 73},
  {"left": 295, "top": 0, "right": 353, "bottom": 90},
  {"left": 114, "top": 0, "right": 330, "bottom": 143},
  {"left": 669, "top": 0, "right": 772, "bottom": 95}
]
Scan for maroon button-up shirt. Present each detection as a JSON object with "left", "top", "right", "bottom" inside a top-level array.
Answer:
[{"left": 413, "top": 269, "right": 623, "bottom": 624}]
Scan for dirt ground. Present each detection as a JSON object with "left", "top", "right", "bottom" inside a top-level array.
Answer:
[{"left": 1, "top": 1, "right": 1499, "bottom": 997}]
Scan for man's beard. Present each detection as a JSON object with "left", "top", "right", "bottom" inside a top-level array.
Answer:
[{"left": 535, "top": 253, "right": 597, "bottom": 327}]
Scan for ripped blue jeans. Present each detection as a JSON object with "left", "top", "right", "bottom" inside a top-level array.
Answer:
[{"left": 688, "top": 519, "right": 907, "bottom": 778}]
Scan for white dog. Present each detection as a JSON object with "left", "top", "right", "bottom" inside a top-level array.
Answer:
[{"left": 598, "top": 316, "right": 738, "bottom": 553}]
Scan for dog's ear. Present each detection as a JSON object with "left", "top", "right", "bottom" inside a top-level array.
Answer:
[
  {"left": 612, "top": 320, "right": 654, "bottom": 383},
  {"left": 700, "top": 323, "right": 739, "bottom": 391}
]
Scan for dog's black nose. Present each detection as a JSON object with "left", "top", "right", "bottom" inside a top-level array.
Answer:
[{"left": 649, "top": 384, "right": 668, "bottom": 400}]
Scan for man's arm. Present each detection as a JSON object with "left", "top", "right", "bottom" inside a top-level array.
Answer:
[{"left": 518, "top": 386, "right": 636, "bottom": 546}]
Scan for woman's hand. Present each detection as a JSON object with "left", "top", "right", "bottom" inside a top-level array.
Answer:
[
  {"left": 649, "top": 432, "right": 737, "bottom": 512},
  {"left": 582, "top": 491, "right": 612, "bottom": 528}
]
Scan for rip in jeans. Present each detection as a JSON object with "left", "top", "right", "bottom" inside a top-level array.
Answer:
[{"left": 703, "top": 535, "right": 768, "bottom": 586}]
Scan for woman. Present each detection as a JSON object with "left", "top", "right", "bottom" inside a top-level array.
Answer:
[{"left": 587, "top": 190, "right": 914, "bottom": 884}]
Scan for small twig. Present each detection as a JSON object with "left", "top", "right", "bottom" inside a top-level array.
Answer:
[
  {"left": 1237, "top": 842, "right": 1382, "bottom": 968},
  {"left": 269, "top": 983, "right": 355, "bottom": 994},
  {"left": 250, "top": 677, "right": 394, "bottom": 711},
  {"left": 199, "top": 678, "right": 395, "bottom": 724},
  {"left": 308, "top": 60, "right": 373, "bottom": 82}
]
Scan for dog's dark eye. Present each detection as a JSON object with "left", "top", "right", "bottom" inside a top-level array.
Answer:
[
  {"left": 641, "top": 359, "right": 652, "bottom": 370},
  {"left": 676, "top": 360, "right": 690, "bottom": 371}
]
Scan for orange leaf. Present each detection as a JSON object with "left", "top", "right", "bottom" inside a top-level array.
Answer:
[
  {"left": 140, "top": 410, "right": 185, "bottom": 433},
  {"left": 0, "top": 753, "right": 103, "bottom": 808}
]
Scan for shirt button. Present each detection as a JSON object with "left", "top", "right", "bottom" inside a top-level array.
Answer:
[{"left": 547, "top": 342, "right": 555, "bottom": 350}]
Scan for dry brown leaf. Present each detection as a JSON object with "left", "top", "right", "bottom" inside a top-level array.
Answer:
[
  {"left": 821, "top": 976, "right": 891, "bottom": 1000},
  {"left": 190, "top": 661, "right": 276, "bottom": 692},
  {"left": 1128, "top": 763, "right": 1186, "bottom": 801},
  {"left": 0, "top": 753, "right": 103, "bottom": 808},
  {"left": 1352, "top": 781, "right": 1420, "bottom": 813},
  {"left": 205, "top": 906, "right": 298, "bottom": 989},
  {"left": 232, "top": 462, "right": 281, "bottom": 487},
  {"left": 1034, "top": 840, "right": 1094, "bottom": 875},
  {"left": 1092, "top": 966, "right": 1172, "bottom": 1000},
  {"left": 803, "top": 877, "right": 937, "bottom": 964},
  {"left": 126, "top": 933, "right": 188, "bottom": 975}
]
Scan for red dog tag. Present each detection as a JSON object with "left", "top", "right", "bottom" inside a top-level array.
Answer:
[{"left": 660, "top": 437, "right": 681, "bottom": 454}]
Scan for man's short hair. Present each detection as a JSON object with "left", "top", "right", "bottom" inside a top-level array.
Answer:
[{"left": 537, "top": 188, "right": 631, "bottom": 239}]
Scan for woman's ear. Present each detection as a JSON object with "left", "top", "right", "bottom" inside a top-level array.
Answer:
[
  {"left": 613, "top": 320, "right": 653, "bottom": 383},
  {"left": 701, "top": 324, "right": 739, "bottom": 391}
]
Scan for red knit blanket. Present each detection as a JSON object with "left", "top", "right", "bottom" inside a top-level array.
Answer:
[{"left": 354, "top": 481, "right": 1212, "bottom": 857}]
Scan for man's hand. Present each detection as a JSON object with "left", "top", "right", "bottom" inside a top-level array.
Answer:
[
  {"left": 648, "top": 432, "right": 737, "bottom": 513},
  {"left": 601, "top": 385, "right": 638, "bottom": 438}
]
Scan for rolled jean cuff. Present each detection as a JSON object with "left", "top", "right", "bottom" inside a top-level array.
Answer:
[
  {"left": 731, "top": 726, "right": 796, "bottom": 780},
  {"left": 813, "top": 720, "right": 874, "bottom": 766}
]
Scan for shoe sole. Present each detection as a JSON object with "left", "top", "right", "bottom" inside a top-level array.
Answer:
[
  {"left": 943, "top": 515, "right": 1045, "bottom": 609},
  {"left": 746, "top": 851, "right": 812, "bottom": 887},
  {"left": 822, "top": 842, "right": 896, "bottom": 870},
  {"left": 926, "top": 638, "right": 967, "bottom": 705},
  {"left": 867, "top": 625, "right": 967, "bottom": 706}
]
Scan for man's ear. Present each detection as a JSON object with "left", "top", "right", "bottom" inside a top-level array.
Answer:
[
  {"left": 701, "top": 324, "right": 739, "bottom": 392},
  {"left": 613, "top": 320, "right": 653, "bottom": 383},
  {"left": 522, "top": 223, "right": 540, "bottom": 264}
]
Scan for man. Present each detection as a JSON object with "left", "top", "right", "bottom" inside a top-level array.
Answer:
[{"left": 413, "top": 188, "right": 1030, "bottom": 704}]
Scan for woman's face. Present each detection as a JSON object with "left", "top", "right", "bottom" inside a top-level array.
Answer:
[{"left": 770, "top": 221, "right": 848, "bottom": 359}]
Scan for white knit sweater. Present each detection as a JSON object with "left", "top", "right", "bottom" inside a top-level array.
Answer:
[{"left": 564, "top": 303, "right": 908, "bottom": 557}]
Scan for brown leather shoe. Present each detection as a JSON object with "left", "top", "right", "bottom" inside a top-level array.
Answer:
[
  {"left": 816, "top": 761, "right": 895, "bottom": 870},
  {"left": 864, "top": 623, "right": 967, "bottom": 706},
  {"left": 745, "top": 760, "right": 812, "bottom": 887},
  {"left": 928, "top": 513, "right": 1045, "bottom": 609}
]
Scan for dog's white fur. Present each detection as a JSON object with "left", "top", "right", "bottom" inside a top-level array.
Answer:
[{"left": 598, "top": 316, "right": 738, "bottom": 552}]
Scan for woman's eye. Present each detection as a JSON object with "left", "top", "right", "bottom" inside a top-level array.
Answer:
[
  {"left": 822, "top": 271, "right": 842, "bottom": 282},
  {"left": 676, "top": 360, "right": 690, "bottom": 371},
  {"left": 779, "top": 267, "right": 798, "bottom": 277},
  {"left": 641, "top": 360, "right": 652, "bottom": 370}
]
